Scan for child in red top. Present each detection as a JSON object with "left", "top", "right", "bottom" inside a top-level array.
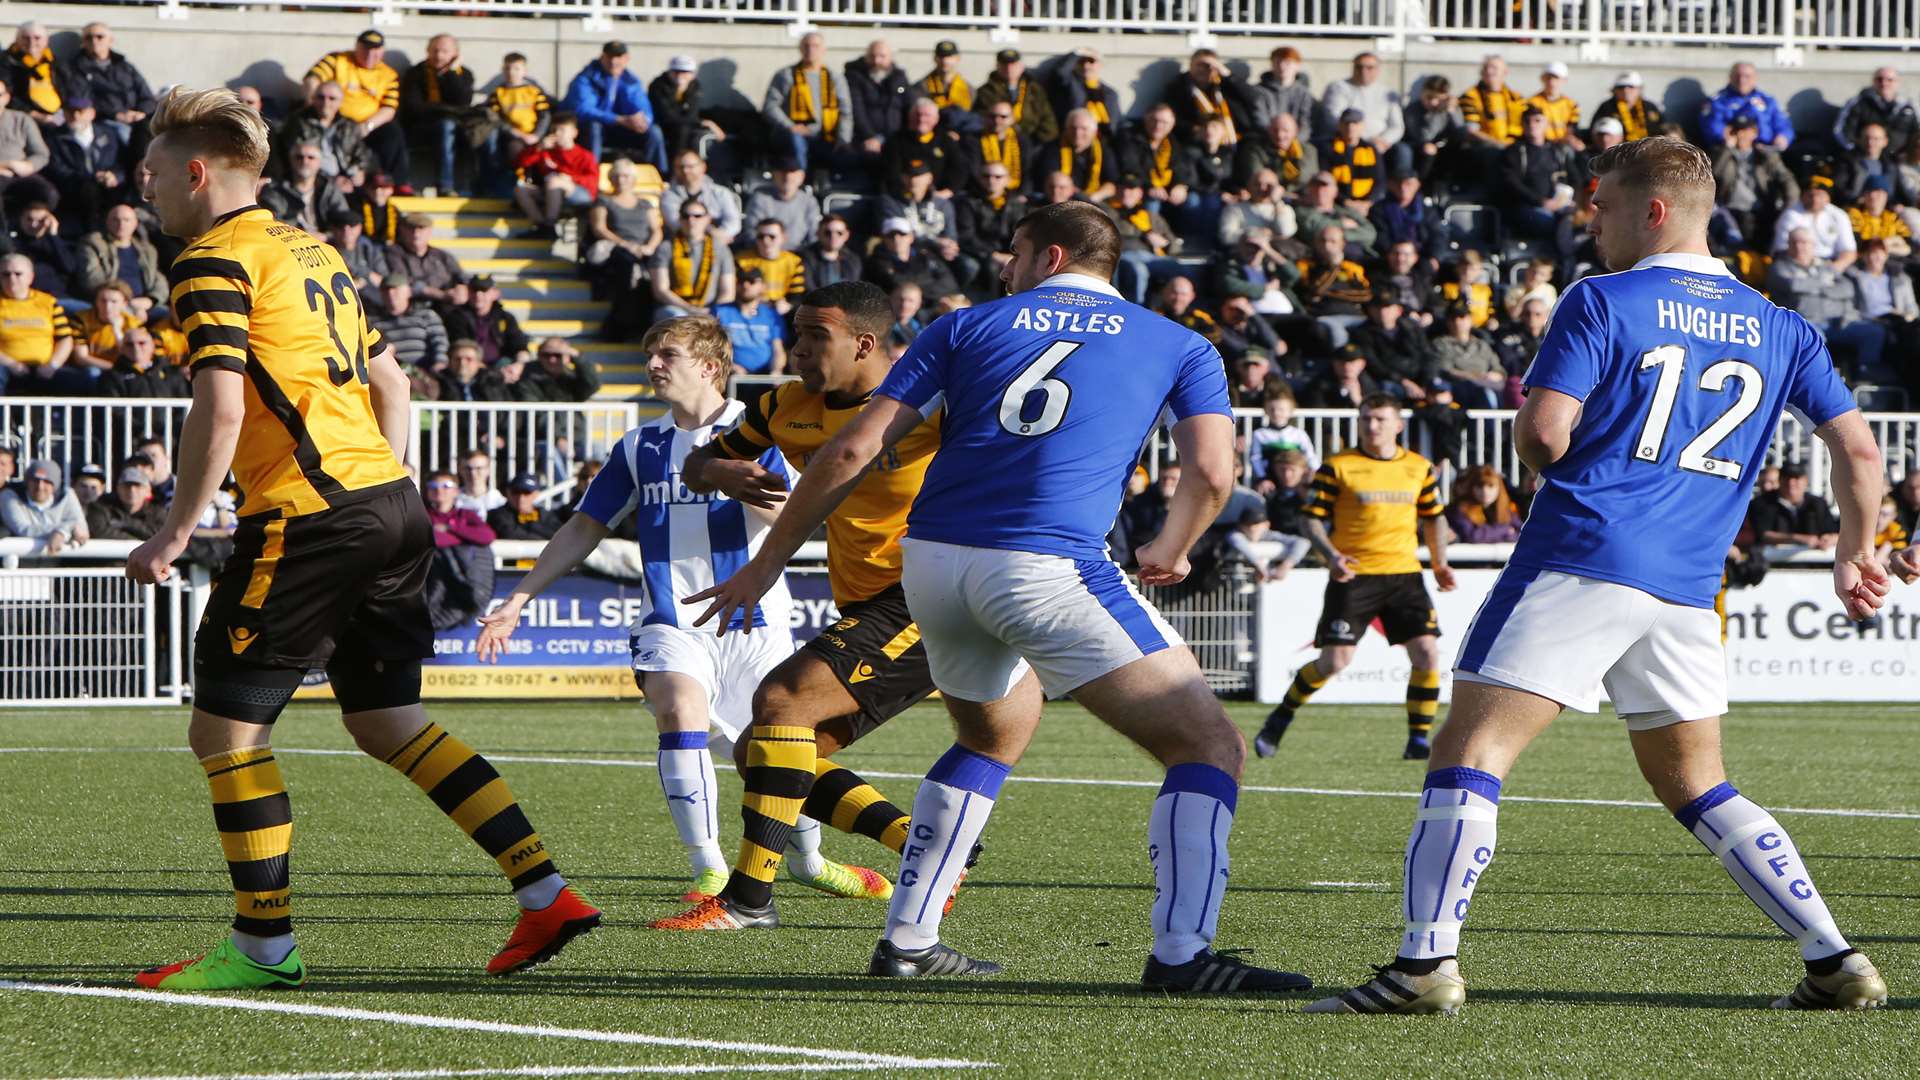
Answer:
[{"left": 515, "top": 111, "right": 600, "bottom": 238}]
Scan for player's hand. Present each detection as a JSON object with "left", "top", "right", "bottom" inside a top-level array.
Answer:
[
  {"left": 702, "top": 458, "right": 789, "bottom": 509},
  {"left": 1834, "top": 553, "right": 1891, "bottom": 619},
  {"left": 1893, "top": 545, "right": 1920, "bottom": 584},
  {"left": 1134, "top": 537, "right": 1190, "bottom": 586},
  {"left": 126, "top": 531, "right": 188, "bottom": 585},
  {"left": 1432, "top": 564, "right": 1457, "bottom": 592},
  {"left": 476, "top": 598, "right": 526, "bottom": 663},
  {"left": 688, "top": 558, "right": 782, "bottom": 635},
  {"left": 1329, "top": 552, "right": 1358, "bottom": 582}
]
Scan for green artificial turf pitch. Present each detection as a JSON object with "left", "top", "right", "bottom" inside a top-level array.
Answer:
[{"left": 0, "top": 700, "right": 1915, "bottom": 1078}]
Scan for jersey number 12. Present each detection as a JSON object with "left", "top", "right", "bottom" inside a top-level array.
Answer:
[
  {"left": 999, "top": 341, "right": 1081, "bottom": 437},
  {"left": 1632, "top": 343, "right": 1764, "bottom": 481}
]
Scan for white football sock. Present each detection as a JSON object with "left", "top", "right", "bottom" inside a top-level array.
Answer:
[
  {"left": 1149, "top": 764, "right": 1239, "bottom": 965},
  {"left": 230, "top": 930, "right": 295, "bottom": 966},
  {"left": 1399, "top": 768, "right": 1502, "bottom": 961},
  {"left": 1677, "top": 783, "right": 1850, "bottom": 961},
  {"left": 885, "top": 745, "right": 1008, "bottom": 951},
  {"left": 786, "top": 816, "right": 826, "bottom": 878},
  {"left": 513, "top": 873, "right": 566, "bottom": 911},
  {"left": 657, "top": 732, "right": 726, "bottom": 876}
]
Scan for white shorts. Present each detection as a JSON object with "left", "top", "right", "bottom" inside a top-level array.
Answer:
[
  {"left": 630, "top": 621, "right": 795, "bottom": 740},
  {"left": 899, "top": 537, "right": 1183, "bottom": 701},
  {"left": 1454, "top": 568, "right": 1728, "bottom": 729}
]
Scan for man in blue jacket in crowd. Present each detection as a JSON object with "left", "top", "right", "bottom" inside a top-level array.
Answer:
[
  {"left": 563, "top": 40, "right": 667, "bottom": 171},
  {"left": 1701, "top": 61, "right": 1794, "bottom": 150}
]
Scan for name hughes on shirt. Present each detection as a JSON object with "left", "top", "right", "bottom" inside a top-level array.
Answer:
[
  {"left": 1656, "top": 298, "right": 1763, "bottom": 347},
  {"left": 1010, "top": 306, "right": 1126, "bottom": 335}
]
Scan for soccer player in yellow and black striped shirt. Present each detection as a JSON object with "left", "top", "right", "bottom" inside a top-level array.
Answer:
[
  {"left": 1255, "top": 395, "right": 1455, "bottom": 762},
  {"left": 125, "top": 88, "right": 596, "bottom": 992}
]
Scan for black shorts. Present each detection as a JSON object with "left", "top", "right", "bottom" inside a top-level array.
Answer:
[
  {"left": 802, "top": 582, "right": 935, "bottom": 744},
  {"left": 195, "top": 483, "right": 436, "bottom": 677},
  {"left": 1315, "top": 572, "right": 1440, "bottom": 647}
]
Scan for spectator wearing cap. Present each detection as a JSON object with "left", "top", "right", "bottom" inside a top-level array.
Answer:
[
  {"left": 1749, "top": 464, "right": 1838, "bottom": 560},
  {"left": 1402, "top": 75, "right": 1467, "bottom": 190},
  {"left": 1835, "top": 121, "right": 1898, "bottom": 206},
  {"left": 1050, "top": 48, "right": 1121, "bottom": 138},
  {"left": 1772, "top": 180, "right": 1857, "bottom": 271},
  {"left": 1052, "top": 108, "right": 1115, "bottom": 203},
  {"left": 45, "top": 96, "right": 127, "bottom": 228},
  {"left": 1837, "top": 67, "right": 1918, "bottom": 157},
  {"left": 1585, "top": 116, "right": 1626, "bottom": 159},
  {"left": 972, "top": 94, "right": 1034, "bottom": 194},
  {"left": 386, "top": 212, "right": 464, "bottom": 303},
  {"left": 400, "top": 33, "right": 475, "bottom": 196},
  {"left": 304, "top": 29, "right": 407, "bottom": 182},
  {"left": 1322, "top": 52, "right": 1405, "bottom": 167},
  {"left": 273, "top": 80, "right": 374, "bottom": 185},
  {"left": 863, "top": 215, "right": 959, "bottom": 298},
  {"left": 800, "top": 213, "right": 863, "bottom": 289},
  {"left": 1527, "top": 62, "right": 1583, "bottom": 151},
  {"left": 2, "top": 22, "right": 61, "bottom": 126},
  {"left": 371, "top": 274, "right": 450, "bottom": 374},
  {"left": 1250, "top": 45, "right": 1317, "bottom": 139},
  {"left": 1589, "top": 71, "right": 1662, "bottom": 143},
  {"left": 1369, "top": 170, "right": 1443, "bottom": 263},
  {"left": 79, "top": 203, "right": 165, "bottom": 315},
  {"left": 918, "top": 40, "right": 973, "bottom": 125},
  {"left": 0, "top": 459, "right": 86, "bottom": 552},
  {"left": 764, "top": 32, "right": 856, "bottom": 177},
  {"left": 649, "top": 54, "right": 722, "bottom": 159},
  {"left": 1169, "top": 48, "right": 1252, "bottom": 145},
  {"left": 436, "top": 337, "right": 518, "bottom": 403},
  {"left": 71, "top": 462, "right": 105, "bottom": 506},
  {"left": 660, "top": 147, "right": 742, "bottom": 246},
  {"left": 1227, "top": 346, "right": 1276, "bottom": 408},
  {"left": 736, "top": 219, "right": 807, "bottom": 313},
  {"left": 488, "top": 474, "right": 562, "bottom": 541},
  {"left": 84, "top": 465, "right": 163, "bottom": 541},
  {"left": 1352, "top": 287, "right": 1434, "bottom": 400},
  {"left": 443, "top": 275, "right": 531, "bottom": 368},
  {"left": 879, "top": 161, "right": 966, "bottom": 272},
  {"left": 1845, "top": 238, "right": 1920, "bottom": 389},
  {"left": 355, "top": 172, "right": 402, "bottom": 245},
  {"left": 1431, "top": 300, "right": 1504, "bottom": 409},
  {"left": 0, "top": 252, "right": 77, "bottom": 395},
  {"left": 564, "top": 40, "right": 667, "bottom": 172},
  {"left": 1326, "top": 107, "right": 1381, "bottom": 204},
  {"left": 882, "top": 96, "right": 967, "bottom": 199},
  {"left": 1300, "top": 342, "right": 1379, "bottom": 409},
  {"left": 1216, "top": 295, "right": 1286, "bottom": 375},
  {"left": 972, "top": 47, "right": 1057, "bottom": 146},
  {"left": 513, "top": 111, "right": 598, "bottom": 240},
  {"left": 1499, "top": 107, "right": 1577, "bottom": 244},
  {"left": 1120, "top": 103, "right": 1192, "bottom": 215},
  {"left": 97, "top": 325, "right": 188, "bottom": 399},
  {"left": 1848, "top": 175, "right": 1910, "bottom": 255},
  {"left": 326, "top": 208, "right": 389, "bottom": 293},
  {"left": 1233, "top": 111, "right": 1316, "bottom": 199},
  {"left": 517, "top": 337, "right": 600, "bottom": 402},
  {"left": 57, "top": 23, "right": 152, "bottom": 144},
  {"left": 714, "top": 267, "right": 787, "bottom": 376},
  {"left": 1295, "top": 170, "right": 1376, "bottom": 255},
  {"left": 844, "top": 39, "right": 910, "bottom": 161},
  {"left": 743, "top": 158, "right": 821, "bottom": 250},
  {"left": 1702, "top": 61, "right": 1792, "bottom": 150},
  {"left": 649, "top": 198, "right": 735, "bottom": 321},
  {"left": 1712, "top": 113, "right": 1798, "bottom": 248},
  {"left": 1108, "top": 172, "right": 1179, "bottom": 305},
  {"left": 261, "top": 139, "right": 352, "bottom": 234}
]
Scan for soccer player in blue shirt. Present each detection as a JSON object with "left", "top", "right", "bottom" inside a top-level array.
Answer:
[
  {"left": 689, "top": 201, "right": 1313, "bottom": 991},
  {"left": 1309, "top": 137, "right": 1891, "bottom": 1015}
]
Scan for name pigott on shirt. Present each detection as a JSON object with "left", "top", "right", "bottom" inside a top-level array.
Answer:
[
  {"left": 640, "top": 474, "right": 720, "bottom": 507},
  {"left": 1656, "top": 299, "right": 1763, "bottom": 347},
  {"left": 1010, "top": 307, "right": 1126, "bottom": 335}
]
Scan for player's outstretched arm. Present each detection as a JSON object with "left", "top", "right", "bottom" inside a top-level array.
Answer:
[
  {"left": 1512, "top": 387, "right": 1582, "bottom": 473},
  {"left": 365, "top": 345, "right": 412, "bottom": 464},
  {"left": 1136, "top": 414, "right": 1235, "bottom": 586},
  {"left": 126, "top": 367, "right": 245, "bottom": 585},
  {"left": 1815, "top": 409, "right": 1892, "bottom": 618},
  {"left": 1420, "top": 514, "right": 1456, "bottom": 591},
  {"left": 688, "top": 396, "right": 922, "bottom": 632},
  {"left": 476, "top": 513, "right": 611, "bottom": 662},
  {"left": 682, "top": 440, "right": 788, "bottom": 508},
  {"left": 1301, "top": 518, "right": 1357, "bottom": 581}
]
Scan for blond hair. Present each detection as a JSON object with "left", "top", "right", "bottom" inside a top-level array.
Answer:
[
  {"left": 1589, "top": 135, "right": 1714, "bottom": 224},
  {"left": 151, "top": 87, "right": 271, "bottom": 177},
  {"left": 641, "top": 315, "right": 732, "bottom": 392}
]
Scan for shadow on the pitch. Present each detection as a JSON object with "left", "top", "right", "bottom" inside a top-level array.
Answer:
[
  {"left": 1469, "top": 924, "right": 1920, "bottom": 946},
  {"left": 1467, "top": 986, "right": 1919, "bottom": 1010}
]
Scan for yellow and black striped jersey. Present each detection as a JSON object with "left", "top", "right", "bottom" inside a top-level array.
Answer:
[
  {"left": 735, "top": 250, "right": 806, "bottom": 302},
  {"left": 0, "top": 290, "right": 72, "bottom": 364},
  {"left": 1305, "top": 447, "right": 1442, "bottom": 576},
  {"left": 712, "top": 381, "right": 940, "bottom": 605},
  {"left": 171, "top": 205, "right": 409, "bottom": 520},
  {"left": 306, "top": 51, "right": 400, "bottom": 124},
  {"left": 1526, "top": 93, "right": 1581, "bottom": 145},
  {"left": 489, "top": 81, "right": 552, "bottom": 136}
]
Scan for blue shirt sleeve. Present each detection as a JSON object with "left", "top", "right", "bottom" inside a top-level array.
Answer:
[
  {"left": 618, "top": 73, "right": 653, "bottom": 122},
  {"left": 563, "top": 67, "right": 618, "bottom": 127},
  {"left": 574, "top": 440, "right": 637, "bottom": 526},
  {"left": 1166, "top": 335, "right": 1233, "bottom": 420},
  {"left": 758, "top": 444, "right": 792, "bottom": 484},
  {"left": 878, "top": 313, "right": 955, "bottom": 416},
  {"left": 1786, "top": 315, "right": 1856, "bottom": 426},
  {"left": 1522, "top": 281, "right": 1609, "bottom": 402}
]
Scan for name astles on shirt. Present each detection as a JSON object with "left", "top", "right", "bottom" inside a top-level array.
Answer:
[{"left": 1009, "top": 306, "right": 1126, "bottom": 335}]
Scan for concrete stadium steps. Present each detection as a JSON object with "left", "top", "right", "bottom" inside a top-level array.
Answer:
[
  {"left": 459, "top": 255, "right": 576, "bottom": 277},
  {"left": 439, "top": 236, "right": 566, "bottom": 258},
  {"left": 497, "top": 279, "right": 592, "bottom": 300},
  {"left": 498, "top": 298, "right": 606, "bottom": 319}
]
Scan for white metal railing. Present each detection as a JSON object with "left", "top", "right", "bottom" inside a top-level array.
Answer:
[
  {"left": 0, "top": 566, "right": 184, "bottom": 707},
  {"left": 138, "top": 0, "right": 1920, "bottom": 59}
]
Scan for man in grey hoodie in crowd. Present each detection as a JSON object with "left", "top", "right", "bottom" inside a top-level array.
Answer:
[{"left": 0, "top": 459, "right": 88, "bottom": 552}]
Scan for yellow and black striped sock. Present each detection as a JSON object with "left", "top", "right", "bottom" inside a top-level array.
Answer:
[
  {"left": 805, "top": 760, "right": 911, "bottom": 854},
  {"left": 1283, "top": 661, "right": 1329, "bottom": 712},
  {"left": 1407, "top": 668, "right": 1442, "bottom": 741},
  {"left": 204, "top": 746, "right": 292, "bottom": 938},
  {"left": 384, "top": 723, "right": 558, "bottom": 895},
  {"left": 725, "top": 724, "right": 817, "bottom": 908}
]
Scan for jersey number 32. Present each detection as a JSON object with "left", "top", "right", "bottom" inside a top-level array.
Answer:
[{"left": 1632, "top": 343, "right": 1764, "bottom": 482}]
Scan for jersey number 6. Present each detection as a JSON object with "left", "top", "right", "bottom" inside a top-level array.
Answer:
[
  {"left": 1632, "top": 343, "right": 1764, "bottom": 481},
  {"left": 304, "top": 271, "right": 370, "bottom": 388},
  {"left": 998, "top": 340, "right": 1081, "bottom": 437}
]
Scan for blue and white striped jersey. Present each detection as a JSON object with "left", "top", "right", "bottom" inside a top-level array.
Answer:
[{"left": 574, "top": 401, "right": 794, "bottom": 631}]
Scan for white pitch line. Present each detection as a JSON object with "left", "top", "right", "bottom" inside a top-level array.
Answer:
[
  {"left": 1307, "top": 881, "right": 1387, "bottom": 889},
  {"left": 0, "top": 982, "right": 991, "bottom": 1072},
  {"left": 7, "top": 745, "right": 1920, "bottom": 821},
  {"left": 60, "top": 1065, "right": 896, "bottom": 1080}
]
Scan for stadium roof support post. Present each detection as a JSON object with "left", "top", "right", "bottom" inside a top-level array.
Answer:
[
  {"left": 1773, "top": 0, "right": 1806, "bottom": 66},
  {"left": 990, "top": 0, "right": 1020, "bottom": 45},
  {"left": 372, "top": 1, "right": 403, "bottom": 28},
  {"left": 157, "top": 0, "right": 189, "bottom": 22},
  {"left": 787, "top": 0, "right": 818, "bottom": 38},
  {"left": 1186, "top": 0, "right": 1217, "bottom": 50},
  {"left": 1375, "top": 0, "right": 1409, "bottom": 56},
  {"left": 582, "top": 0, "right": 615, "bottom": 34},
  {"left": 1576, "top": 0, "right": 1609, "bottom": 63}
]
